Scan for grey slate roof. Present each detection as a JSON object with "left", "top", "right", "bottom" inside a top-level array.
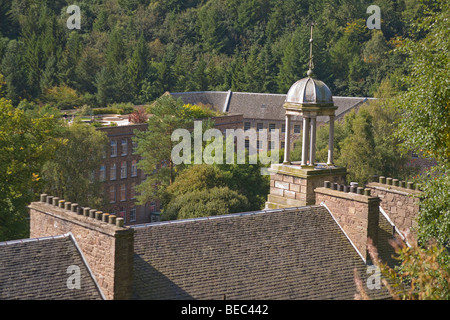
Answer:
[
  {"left": 131, "top": 205, "right": 390, "bottom": 300},
  {"left": 170, "top": 91, "right": 375, "bottom": 123},
  {"left": 0, "top": 234, "right": 104, "bottom": 300}
]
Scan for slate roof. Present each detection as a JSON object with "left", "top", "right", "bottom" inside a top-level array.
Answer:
[
  {"left": 0, "top": 234, "right": 104, "bottom": 300},
  {"left": 170, "top": 91, "right": 375, "bottom": 123},
  {"left": 131, "top": 205, "right": 390, "bottom": 300}
]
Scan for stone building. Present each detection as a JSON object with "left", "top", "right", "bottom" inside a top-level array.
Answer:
[
  {"left": 94, "top": 113, "right": 244, "bottom": 226},
  {"left": 171, "top": 90, "right": 374, "bottom": 150}
]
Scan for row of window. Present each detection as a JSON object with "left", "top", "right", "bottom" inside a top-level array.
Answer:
[
  {"left": 109, "top": 139, "right": 138, "bottom": 158},
  {"left": 109, "top": 182, "right": 137, "bottom": 203},
  {"left": 99, "top": 160, "right": 138, "bottom": 181},
  {"left": 109, "top": 207, "right": 137, "bottom": 223},
  {"left": 244, "top": 140, "right": 285, "bottom": 150},
  {"left": 244, "top": 122, "right": 301, "bottom": 134}
]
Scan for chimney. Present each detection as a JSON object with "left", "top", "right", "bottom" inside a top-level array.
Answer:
[
  {"left": 29, "top": 194, "right": 134, "bottom": 300},
  {"left": 315, "top": 182, "right": 380, "bottom": 263}
]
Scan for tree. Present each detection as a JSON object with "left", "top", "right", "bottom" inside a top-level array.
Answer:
[
  {"left": 0, "top": 93, "right": 61, "bottom": 241},
  {"left": 355, "top": 236, "right": 450, "bottom": 300},
  {"left": 134, "top": 95, "right": 194, "bottom": 205},
  {"left": 127, "top": 33, "right": 149, "bottom": 101},
  {"left": 393, "top": 0, "right": 449, "bottom": 246},
  {"left": 41, "top": 120, "right": 108, "bottom": 209}
]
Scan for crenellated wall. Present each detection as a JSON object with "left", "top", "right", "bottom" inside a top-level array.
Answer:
[{"left": 29, "top": 194, "right": 134, "bottom": 300}]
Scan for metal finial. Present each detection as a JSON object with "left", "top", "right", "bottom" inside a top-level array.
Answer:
[{"left": 308, "top": 21, "right": 315, "bottom": 77}]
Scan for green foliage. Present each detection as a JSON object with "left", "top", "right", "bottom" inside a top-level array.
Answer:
[
  {"left": 41, "top": 120, "right": 108, "bottom": 209},
  {"left": 0, "top": 94, "right": 61, "bottom": 241},
  {"left": 134, "top": 95, "right": 194, "bottom": 205},
  {"left": 0, "top": 0, "right": 426, "bottom": 104},
  {"left": 356, "top": 236, "right": 450, "bottom": 300}
]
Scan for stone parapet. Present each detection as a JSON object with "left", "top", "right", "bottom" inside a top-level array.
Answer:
[{"left": 367, "top": 178, "right": 422, "bottom": 235}]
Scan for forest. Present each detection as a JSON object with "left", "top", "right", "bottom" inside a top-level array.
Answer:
[{"left": 0, "top": 0, "right": 429, "bottom": 108}]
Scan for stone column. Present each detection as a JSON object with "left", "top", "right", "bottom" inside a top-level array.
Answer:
[
  {"left": 301, "top": 116, "right": 310, "bottom": 166},
  {"left": 309, "top": 116, "right": 316, "bottom": 166},
  {"left": 327, "top": 115, "right": 335, "bottom": 165},
  {"left": 283, "top": 114, "right": 291, "bottom": 164}
]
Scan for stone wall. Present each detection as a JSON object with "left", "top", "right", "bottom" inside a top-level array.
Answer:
[
  {"left": 367, "top": 177, "right": 422, "bottom": 235},
  {"left": 29, "top": 195, "right": 134, "bottom": 300},
  {"left": 315, "top": 185, "right": 380, "bottom": 262}
]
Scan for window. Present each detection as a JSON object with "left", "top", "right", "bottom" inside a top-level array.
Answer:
[
  {"left": 130, "top": 207, "right": 137, "bottom": 222},
  {"left": 244, "top": 122, "right": 251, "bottom": 131},
  {"left": 269, "top": 123, "right": 276, "bottom": 132},
  {"left": 130, "top": 182, "right": 136, "bottom": 199},
  {"left": 131, "top": 160, "right": 137, "bottom": 177},
  {"left": 269, "top": 141, "right": 275, "bottom": 150},
  {"left": 99, "top": 165, "right": 106, "bottom": 182},
  {"left": 257, "top": 140, "right": 261, "bottom": 150},
  {"left": 294, "top": 125, "right": 301, "bottom": 134},
  {"left": 245, "top": 139, "right": 250, "bottom": 150},
  {"left": 281, "top": 141, "right": 285, "bottom": 149},
  {"left": 281, "top": 124, "right": 286, "bottom": 133},
  {"left": 121, "top": 138, "right": 128, "bottom": 156},
  {"left": 110, "top": 163, "right": 117, "bottom": 180},
  {"left": 120, "top": 161, "right": 127, "bottom": 179},
  {"left": 132, "top": 141, "right": 138, "bottom": 154},
  {"left": 109, "top": 186, "right": 116, "bottom": 203},
  {"left": 257, "top": 123, "right": 263, "bottom": 132},
  {"left": 119, "top": 207, "right": 126, "bottom": 223},
  {"left": 120, "top": 184, "right": 126, "bottom": 201},
  {"left": 110, "top": 140, "right": 117, "bottom": 157}
]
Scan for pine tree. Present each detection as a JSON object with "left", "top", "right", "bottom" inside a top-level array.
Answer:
[{"left": 128, "top": 33, "right": 149, "bottom": 101}]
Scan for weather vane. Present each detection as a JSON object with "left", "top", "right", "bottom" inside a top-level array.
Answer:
[{"left": 307, "top": 21, "right": 315, "bottom": 77}]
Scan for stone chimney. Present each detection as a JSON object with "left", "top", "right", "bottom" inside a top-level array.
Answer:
[
  {"left": 29, "top": 194, "right": 134, "bottom": 300},
  {"left": 315, "top": 182, "right": 380, "bottom": 263}
]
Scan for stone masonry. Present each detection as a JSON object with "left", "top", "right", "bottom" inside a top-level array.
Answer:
[
  {"left": 266, "top": 164, "right": 347, "bottom": 209},
  {"left": 367, "top": 176, "right": 422, "bottom": 236},
  {"left": 29, "top": 195, "right": 134, "bottom": 300},
  {"left": 315, "top": 184, "right": 380, "bottom": 262}
]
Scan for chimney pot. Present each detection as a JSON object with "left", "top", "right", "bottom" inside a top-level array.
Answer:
[
  {"left": 357, "top": 187, "right": 364, "bottom": 195},
  {"left": 109, "top": 215, "right": 116, "bottom": 225},
  {"left": 46, "top": 196, "right": 53, "bottom": 205},
  {"left": 364, "top": 188, "right": 371, "bottom": 196},
  {"left": 116, "top": 218, "right": 124, "bottom": 227},
  {"left": 89, "top": 209, "right": 96, "bottom": 219},
  {"left": 324, "top": 181, "right": 331, "bottom": 188},
  {"left": 386, "top": 178, "right": 393, "bottom": 185},
  {"left": 58, "top": 200, "right": 65, "bottom": 208},
  {"left": 95, "top": 211, "right": 103, "bottom": 220},
  {"left": 393, "top": 179, "right": 399, "bottom": 187},
  {"left": 102, "top": 213, "right": 110, "bottom": 223},
  {"left": 407, "top": 182, "right": 414, "bottom": 190},
  {"left": 83, "top": 207, "right": 91, "bottom": 217},
  {"left": 52, "top": 197, "right": 59, "bottom": 206},
  {"left": 379, "top": 176, "right": 386, "bottom": 184},
  {"left": 64, "top": 202, "right": 72, "bottom": 210},
  {"left": 40, "top": 194, "right": 47, "bottom": 202},
  {"left": 400, "top": 181, "right": 406, "bottom": 188},
  {"left": 71, "top": 203, "right": 78, "bottom": 213}
]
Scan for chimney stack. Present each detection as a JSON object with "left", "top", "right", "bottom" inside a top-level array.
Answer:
[{"left": 29, "top": 194, "right": 134, "bottom": 300}]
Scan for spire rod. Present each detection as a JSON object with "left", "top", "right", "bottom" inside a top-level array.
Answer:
[{"left": 307, "top": 21, "right": 315, "bottom": 77}]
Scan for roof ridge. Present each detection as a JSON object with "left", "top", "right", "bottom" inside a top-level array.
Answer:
[
  {"left": 131, "top": 205, "right": 321, "bottom": 230},
  {"left": 0, "top": 234, "right": 69, "bottom": 246}
]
